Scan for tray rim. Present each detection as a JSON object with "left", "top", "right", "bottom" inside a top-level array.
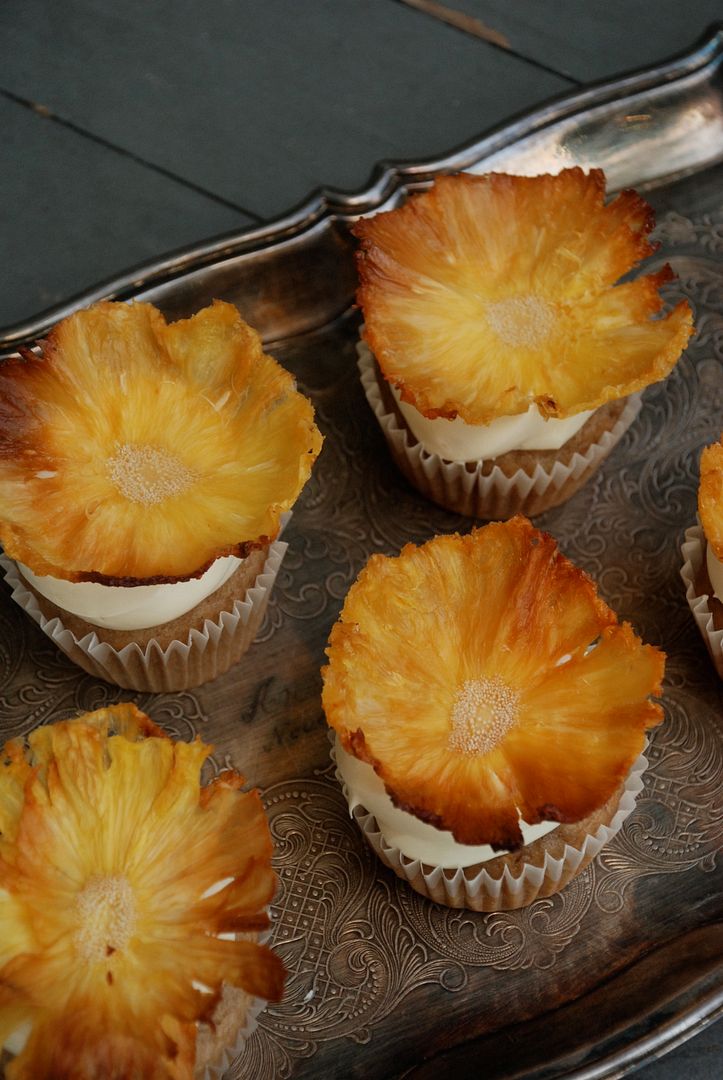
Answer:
[
  {"left": 1, "top": 23, "right": 722, "bottom": 355},
  {"left": 1, "top": 23, "right": 722, "bottom": 1079},
  {"left": 398, "top": 924, "right": 723, "bottom": 1080}
]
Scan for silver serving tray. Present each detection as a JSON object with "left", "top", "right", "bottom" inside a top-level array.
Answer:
[{"left": 1, "top": 27, "right": 722, "bottom": 1080}]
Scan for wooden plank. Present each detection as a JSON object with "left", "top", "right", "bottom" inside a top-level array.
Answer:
[
  {"left": 635, "top": 1018, "right": 722, "bottom": 1080},
  {"left": 0, "top": 0, "right": 570, "bottom": 224},
  {"left": 0, "top": 95, "right": 254, "bottom": 330},
  {"left": 398, "top": 0, "right": 510, "bottom": 47},
  {"left": 419, "top": 0, "right": 722, "bottom": 81}
]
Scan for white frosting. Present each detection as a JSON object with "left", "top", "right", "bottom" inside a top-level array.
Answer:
[
  {"left": 335, "top": 741, "right": 557, "bottom": 867},
  {"left": 393, "top": 387, "right": 593, "bottom": 462},
  {"left": 18, "top": 555, "right": 242, "bottom": 631},
  {"left": 200, "top": 877, "right": 235, "bottom": 900},
  {"left": 4, "top": 1021, "right": 30, "bottom": 1056},
  {"left": 706, "top": 542, "right": 723, "bottom": 603},
  {"left": 193, "top": 878, "right": 237, "bottom": 991}
]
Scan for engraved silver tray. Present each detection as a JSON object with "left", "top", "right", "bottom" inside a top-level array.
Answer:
[{"left": 1, "top": 27, "right": 722, "bottom": 1080}]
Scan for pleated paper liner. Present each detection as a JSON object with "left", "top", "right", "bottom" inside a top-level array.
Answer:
[
  {"left": 196, "top": 987, "right": 266, "bottom": 1078},
  {"left": 357, "top": 340, "right": 642, "bottom": 519},
  {"left": 680, "top": 523, "right": 723, "bottom": 678},
  {"left": 0, "top": 540, "right": 287, "bottom": 693},
  {"left": 196, "top": 926, "right": 271, "bottom": 1080},
  {"left": 332, "top": 736, "right": 647, "bottom": 912}
]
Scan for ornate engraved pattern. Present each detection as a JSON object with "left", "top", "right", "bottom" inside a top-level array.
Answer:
[
  {"left": 594, "top": 685, "right": 722, "bottom": 912},
  {"left": 395, "top": 869, "right": 595, "bottom": 971},
  {"left": 234, "top": 774, "right": 466, "bottom": 1078},
  {"left": 230, "top": 771, "right": 598, "bottom": 1079}
]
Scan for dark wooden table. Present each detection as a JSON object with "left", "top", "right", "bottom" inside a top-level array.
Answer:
[{"left": 0, "top": 3, "right": 721, "bottom": 1077}]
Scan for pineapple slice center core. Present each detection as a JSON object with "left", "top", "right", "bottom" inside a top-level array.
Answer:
[
  {"left": 485, "top": 295, "right": 555, "bottom": 349},
  {"left": 107, "top": 442, "right": 197, "bottom": 505},
  {"left": 74, "top": 874, "right": 136, "bottom": 962},
  {"left": 448, "top": 676, "right": 520, "bottom": 756}
]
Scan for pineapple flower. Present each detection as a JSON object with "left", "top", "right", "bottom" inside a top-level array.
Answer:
[
  {"left": 0, "top": 704, "right": 285, "bottom": 1079},
  {"left": 322, "top": 517, "right": 665, "bottom": 850},
  {"left": 698, "top": 434, "right": 723, "bottom": 559},
  {"left": 354, "top": 169, "right": 694, "bottom": 424},
  {"left": 0, "top": 300, "right": 323, "bottom": 583}
]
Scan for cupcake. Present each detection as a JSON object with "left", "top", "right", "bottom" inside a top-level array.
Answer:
[
  {"left": 354, "top": 169, "right": 693, "bottom": 518},
  {"left": 0, "top": 300, "right": 322, "bottom": 691},
  {"left": 322, "top": 518, "right": 664, "bottom": 910},
  {"left": 681, "top": 434, "right": 723, "bottom": 677},
  {"left": 0, "top": 703, "right": 285, "bottom": 1078}
]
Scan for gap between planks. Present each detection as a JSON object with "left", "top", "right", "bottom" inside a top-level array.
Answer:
[
  {"left": 0, "top": 85, "right": 264, "bottom": 222},
  {"left": 397, "top": 0, "right": 510, "bottom": 48}
]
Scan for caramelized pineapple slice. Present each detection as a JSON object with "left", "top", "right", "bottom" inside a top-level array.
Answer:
[
  {"left": 0, "top": 704, "right": 285, "bottom": 1079},
  {"left": 0, "top": 301, "right": 322, "bottom": 582},
  {"left": 699, "top": 435, "right": 723, "bottom": 560},
  {"left": 354, "top": 170, "right": 693, "bottom": 424},
  {"left": 322, "top": 518, "right": 664, "bottom": 850}
]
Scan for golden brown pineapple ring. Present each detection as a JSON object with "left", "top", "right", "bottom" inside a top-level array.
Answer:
[
  {"left": 354, "top": 169, "right": 693, "bottom": 425},
  {"left": 322, "top": 517, "right": 665, "bottom": 851},
  {"left": 0, "top": 300, "right": 322, "bottom": 584},
  {"left": 699, "top": 435, "right": 723, "bottom": 560},
  {"left": 0, "top": 704, "right": 285, "bottom": 1079}
]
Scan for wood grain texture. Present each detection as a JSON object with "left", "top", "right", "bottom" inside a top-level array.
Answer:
[
  {"left": 0, "top": 0, "right": 569, "bottom": 226},
  {"left": 0, "top": 95, "right": 252, "bottom": 329},
  {"left": 422, "top": 0, "right": 722, "bottom": 80},
  {"left": 636, "top": 1017, "right": 722, "bottom": 1080},
  {"left": 398, "top": 0, "right": 510, "bottom": 47}
]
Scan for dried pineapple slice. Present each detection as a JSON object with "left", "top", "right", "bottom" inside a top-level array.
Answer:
[
  {"left": 699, "top": 435, "right": 723, "bottom": 561},
  {"left": 354, "top": 169, "right": 693, "bottom": 424},
  {"left": 322, "top": 517, "right": 664, "bottom": 850},
  {"left": 0, "top": 704, "right": 285, "bottom": 1079},
  {"left": 0, "top": 300, "right": 323, "bottom": 583}
]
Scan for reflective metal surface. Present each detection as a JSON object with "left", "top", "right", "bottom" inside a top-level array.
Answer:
[{"left": 0, "top": 27, "right": 722, "bottom": 1080}]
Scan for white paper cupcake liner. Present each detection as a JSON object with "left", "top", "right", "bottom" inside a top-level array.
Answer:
[
  {"left": 196, "top": 987, "right": 266, "bottom": 1079},
  {"left": 196, "top": 923, "right": 273, "bottom": 1077},
  {"left": 0, "top": 541, "right": 287, "bottom": 693},
  {"left": 680, "top": 524, "right": 723, "bottom": 678},
  {"left": 332, "top": 736, "right": 647, "bottom": 911},
  {"left": 357, "top": 341, "right": 642, "bottom": 519}
]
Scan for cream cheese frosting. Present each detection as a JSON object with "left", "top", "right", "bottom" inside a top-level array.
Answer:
[
  {"left": 17, "top": 555, "right": 242, "bottom": 631},
  {"left": 393, "top": 386, "right": 593, "bottom": 462},
  {"left": 706, "top": 541, "right": 723, "bottom": 603},
  {"left": 3, "top": 1020, "right": 30, "bottom": 1056},
  {"left": 334, "top": 741, "right": 558, "bottom": 867}
]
